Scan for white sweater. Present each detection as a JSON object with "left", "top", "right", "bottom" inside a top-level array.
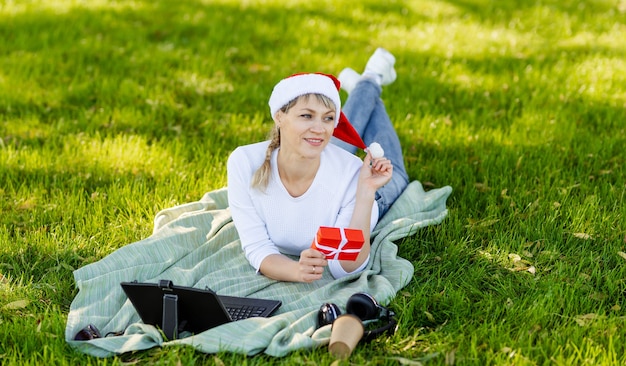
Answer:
[{"left": 227, "top": 141, "right": 378, "bottom": 279}]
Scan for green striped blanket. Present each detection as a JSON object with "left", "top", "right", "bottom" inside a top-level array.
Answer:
[{"left": 65, "top": 181, "right": 452, "bottom": 357}]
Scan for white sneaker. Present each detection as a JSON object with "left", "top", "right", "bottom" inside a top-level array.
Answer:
[
  {"left": 364, "top": 47, "right": 396, "bottom": 85},
  {"left": 338, "top": 67, "right": 361, "bottom": 94}
]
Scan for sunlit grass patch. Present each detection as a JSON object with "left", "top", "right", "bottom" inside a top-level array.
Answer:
[{"left": 569, "top": 57, "right": 626, "bottom": 103}]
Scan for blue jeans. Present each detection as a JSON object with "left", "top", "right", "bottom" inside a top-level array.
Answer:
[{"left": 333, "top": 78, "right": 409, "bottom": 219}]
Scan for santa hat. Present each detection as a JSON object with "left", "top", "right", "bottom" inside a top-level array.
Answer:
[{"left": 268, "top": 73, "right": 367, "bottom": 150}]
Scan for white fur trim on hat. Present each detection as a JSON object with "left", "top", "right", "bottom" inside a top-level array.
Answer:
[{"left": 268, "top": 73, "right": 341, "bottom": 126}]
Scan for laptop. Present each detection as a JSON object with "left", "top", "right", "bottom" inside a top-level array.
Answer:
[{"left": 120, "top": 280, "right": 281, "bottom": 339}]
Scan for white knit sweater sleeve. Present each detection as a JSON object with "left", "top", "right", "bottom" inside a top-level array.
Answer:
[{"left": 227, "top": 142, "right": 281, "bottom": 271}]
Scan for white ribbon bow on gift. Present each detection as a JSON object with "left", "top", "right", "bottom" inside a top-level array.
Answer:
[{"left": 314, "top": 228, "right": 362, "bottom": 260}]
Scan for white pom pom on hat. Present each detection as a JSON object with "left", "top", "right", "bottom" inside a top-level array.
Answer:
[{"left": 268, "top": 72, "right": 367, "bottom": 150}]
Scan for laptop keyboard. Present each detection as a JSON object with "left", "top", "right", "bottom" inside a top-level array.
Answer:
[{"left": 226, "top": 304, "right": 267, "bottom": 321}]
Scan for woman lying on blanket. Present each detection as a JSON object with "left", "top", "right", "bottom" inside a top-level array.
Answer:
[{"left": 227, "top": 48, "right": 409, "bottom": 283}]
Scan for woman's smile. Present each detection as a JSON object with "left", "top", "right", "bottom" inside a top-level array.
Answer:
[{"left": 304, "top": 137, "right": 324, "bottom": 146}]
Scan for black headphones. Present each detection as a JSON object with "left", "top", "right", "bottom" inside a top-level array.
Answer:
[{"left": 317, "top": 292, "right": 397, "bottom": 342}]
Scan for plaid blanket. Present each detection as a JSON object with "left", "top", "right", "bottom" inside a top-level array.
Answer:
[{"left": 65, "top": 181, "right": 452, "bottom": 357}]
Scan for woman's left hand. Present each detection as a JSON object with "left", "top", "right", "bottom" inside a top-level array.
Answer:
[{"left": 360, "top": 152, "right": 393, "bottom": 191}]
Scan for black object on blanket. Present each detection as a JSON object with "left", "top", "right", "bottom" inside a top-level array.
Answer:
[
  {"left": 317, "top": 292, "right": 397, "bottom": 342},
  {"left": 121, "top": 280, "right": 282, "bottom": 340}
]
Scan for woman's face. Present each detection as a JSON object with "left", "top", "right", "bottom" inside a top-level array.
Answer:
[{"left": 275, "top": 95, "right": 336, "bottom": 160}]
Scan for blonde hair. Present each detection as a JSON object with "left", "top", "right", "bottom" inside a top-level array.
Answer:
[
  {"left": 251, "top": 125, "right": 280, "bottom": 191},
  {"left": 251, "top": 93, "right": 335, "bottom": 191}
]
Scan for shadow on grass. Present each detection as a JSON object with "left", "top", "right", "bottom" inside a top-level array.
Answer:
[
  {"left": 1, "top": 0, "right": 624, "bottom": 139},
  {"left": 446, "top": 0, "right": 621, "bottom": 18}
]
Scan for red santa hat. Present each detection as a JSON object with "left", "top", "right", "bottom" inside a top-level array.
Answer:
[{"left": 268, "top": 72, "right": 367, "bottom": 150}]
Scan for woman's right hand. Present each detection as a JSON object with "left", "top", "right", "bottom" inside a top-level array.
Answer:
[{"left": 297, "top": 248, "right": 328, "bottom": 283}]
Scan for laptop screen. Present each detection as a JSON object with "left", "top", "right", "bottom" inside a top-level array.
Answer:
[
  {"left": 121, "top": 280, "right": 232, "bottom": 335},
  {"left": 120, "top": 280, "right": 282, "bottom": 338}
]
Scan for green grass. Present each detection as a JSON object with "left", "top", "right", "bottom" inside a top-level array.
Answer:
[{"left": 1, "top": 0, "right": 625, "bottom": 364}]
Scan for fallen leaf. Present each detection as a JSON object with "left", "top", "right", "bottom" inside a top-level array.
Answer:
[
  {"left": 424, "top": 311, "right": 436, "bottom": 322},
  {"left": 445, "top": 349, "right": 456, "bottom": 365},
  {"left": 590, "top": 292, "right": 608, "bottom": 301},
  {"left": 573, "top": 233, "right": 593, "bottom": 240},
  {"left": 618, "top": 252, "right": 626, "bottom": 261},
  {"left": 531, "top": 324, "right": 542, "bottom": 332},
  {"left": 391, "top": 357, "right": 424, "bottom": 366},
  {"left": 213, "top": 356, "right": 226, "bottom": 366},
  {"left": 574, "top": 313, "right": 598, "bottom": 326},
  {"left": 508, "top": 350, "right": 517, "bottom": 358},
  {"left": 474, "top": 183, "right": 490, "bottom": 192},
  {"left": 466, "top": 218, "right": 499, "bottom": 228},
  {"left": 527, "top": 266, "right": 536, "bottom": 274},
  {"left": 4, "top": 299, "right": 29, "bottom": 310},
  {"left": 401, "top": 338, "right": 419, "bottom": 351},
  {"left": 508, "top": 253, "right": 521, "bottom": 262},
  {"left": 17, "top": 198, "right": 37, "bottom": 210},
  {"left": 248, "top": 63, "right": 270, "bottom": 73}
]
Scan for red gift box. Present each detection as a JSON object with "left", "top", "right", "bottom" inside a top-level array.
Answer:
[{"left": 311, "top": 226, "right": 365, "bottom": 261}]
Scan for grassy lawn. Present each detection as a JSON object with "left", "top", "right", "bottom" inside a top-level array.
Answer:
[{"left": 1, "top": 0, "right": 625, "bottom": 364}]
